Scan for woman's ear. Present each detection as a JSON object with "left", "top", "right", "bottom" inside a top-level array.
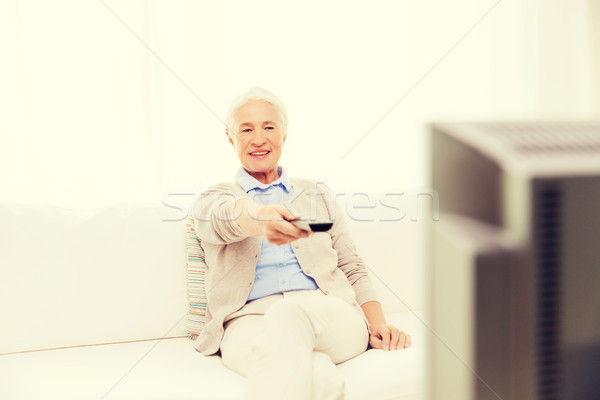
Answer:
[{"left": 226, "top": 129, "right": 235, "bottom": 147}]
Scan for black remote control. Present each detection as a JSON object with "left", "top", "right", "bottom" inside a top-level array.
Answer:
[{"left": 290, "top": 219, "right": 333, "bottom": 232}]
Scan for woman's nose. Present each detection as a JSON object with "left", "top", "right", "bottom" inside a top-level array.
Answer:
[{"left": 251, "top": 130, "right": 267, "bottom": 145}]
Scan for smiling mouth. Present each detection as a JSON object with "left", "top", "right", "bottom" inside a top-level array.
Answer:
[{"left": 249, "top": 150, "right": 270, "bottom": 157}]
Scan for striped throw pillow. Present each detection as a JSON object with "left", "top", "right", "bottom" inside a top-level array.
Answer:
[{"left": 186, "top": 210, "right": 207, "bottom": 339}]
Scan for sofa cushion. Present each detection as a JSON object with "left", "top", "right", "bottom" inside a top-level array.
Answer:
[
  {"left": 0, "top": 311, "right": 425, "bottom": 400},
  {"left": 0, "top": 201, "right": 189, "bottom": 354},
  {"left": 186, "top": 210, "right": 207, "bottom": 339}
]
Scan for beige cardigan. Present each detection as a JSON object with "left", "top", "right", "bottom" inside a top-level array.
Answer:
[{"left": 192, "top": 177, "right": 379, "bottom": 355}]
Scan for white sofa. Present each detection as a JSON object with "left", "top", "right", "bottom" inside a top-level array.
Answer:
[{"left": 0, "top": 199, "right": 426, "bottom": 400}]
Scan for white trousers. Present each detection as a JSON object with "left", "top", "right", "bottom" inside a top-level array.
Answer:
[{"left": 219, "top": 289, "right": 369, "bottom": 400}]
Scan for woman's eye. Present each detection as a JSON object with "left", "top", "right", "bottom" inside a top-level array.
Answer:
[
  {"left": 241, "top": 128, "right": 252, "bottom": 133},
  {"left": 265, "top": 126, "right": 274, "bottom": 130}
]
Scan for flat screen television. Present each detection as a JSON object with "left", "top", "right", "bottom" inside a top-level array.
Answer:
[{"left": 427, "top": 122, "right": 600, "bottom": 400}]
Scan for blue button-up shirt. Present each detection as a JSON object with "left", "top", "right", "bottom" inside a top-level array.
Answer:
[{"left": 236, "top": 166, "right": 319, "bottom": 302}]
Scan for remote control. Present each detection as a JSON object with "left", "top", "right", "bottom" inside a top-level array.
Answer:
[{"left": 290, "top": 219, "right": 333, "bottom": 232}]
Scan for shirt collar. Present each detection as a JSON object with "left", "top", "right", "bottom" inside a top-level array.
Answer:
[{"left": 236, "top": 165, "right": 292, "bottom": 193}]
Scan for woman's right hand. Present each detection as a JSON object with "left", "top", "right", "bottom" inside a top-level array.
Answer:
[{"left": 253, "top": 204, "right": 311, "bottom": 246}]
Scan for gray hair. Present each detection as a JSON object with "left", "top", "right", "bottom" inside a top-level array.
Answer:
[{"left": 225, "top": 87, "right": 289, "bottom": 138}]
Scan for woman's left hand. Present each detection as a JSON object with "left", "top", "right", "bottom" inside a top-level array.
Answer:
[{"left": 369, "top": 323, "right": 411, "bottom": 351}]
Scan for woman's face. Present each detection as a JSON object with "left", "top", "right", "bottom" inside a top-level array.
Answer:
[{"left": 228, "top": 100, "right": 286, "bottom": 184}]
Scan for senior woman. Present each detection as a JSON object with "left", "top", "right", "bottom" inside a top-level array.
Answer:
[{"left": 192, "top": 87, "right": 411, "bottom": 400}]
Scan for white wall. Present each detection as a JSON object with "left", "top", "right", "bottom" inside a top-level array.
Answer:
[{"left": 2, "top": 0, "right": 598, "bottom": 206}]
